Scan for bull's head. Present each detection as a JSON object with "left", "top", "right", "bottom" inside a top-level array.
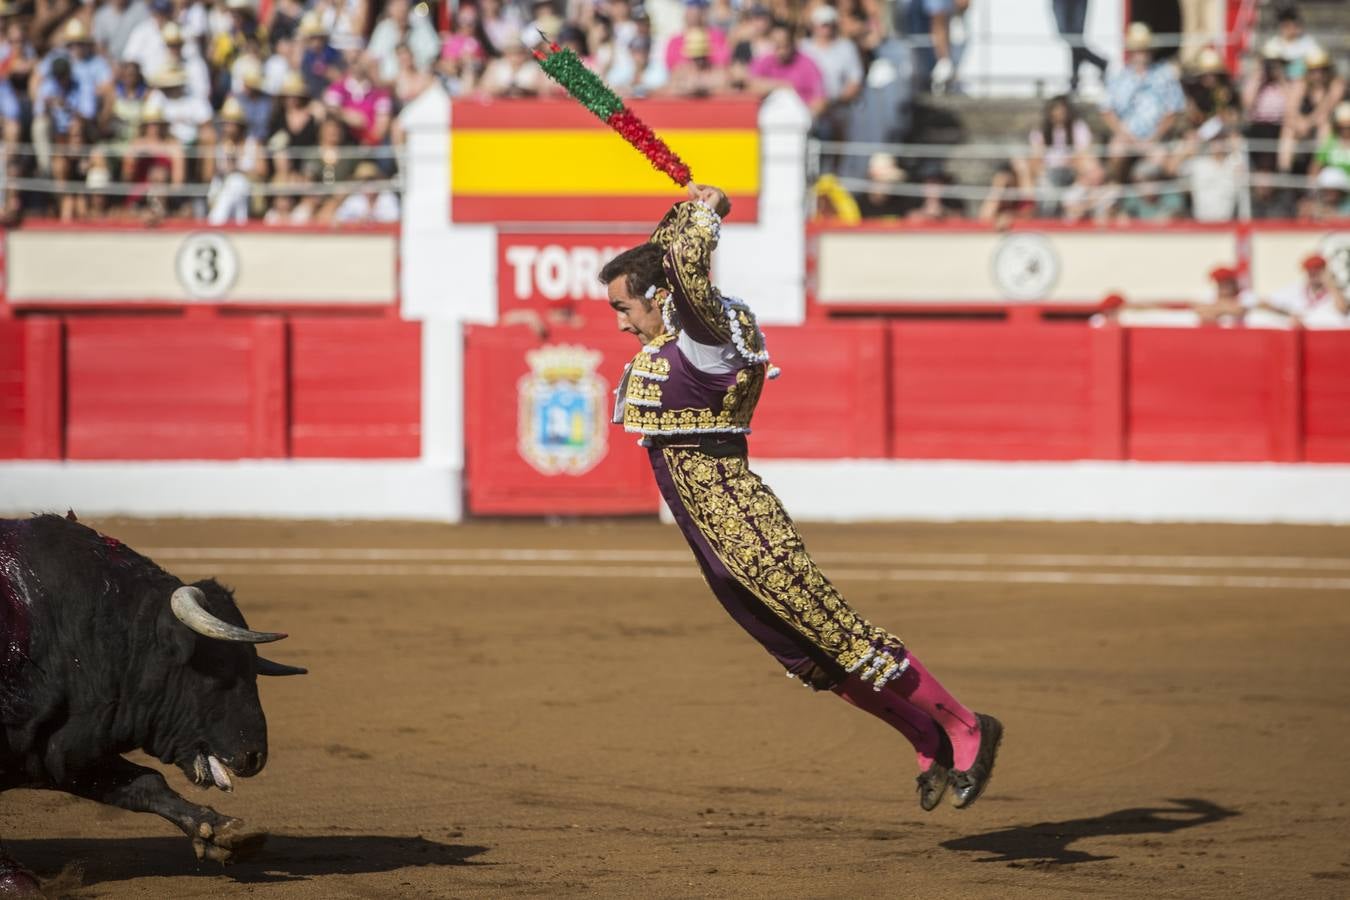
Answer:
[{"left": 154, "top": 583, "right": 306, "bottom": 793}]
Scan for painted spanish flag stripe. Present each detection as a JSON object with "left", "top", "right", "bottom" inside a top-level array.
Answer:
[
  {"left": 452, "top": 194, "right": 758, "bottom": 223},
  {"left": 451, "top": 129, "right": 760, "bottom": 196}
]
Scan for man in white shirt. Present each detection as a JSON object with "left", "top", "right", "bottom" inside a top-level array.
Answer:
[
  {"left": 1265, "top": 254, "right": 1350, "bottom": 327},
  {"left": 123, "top": 0, "right": 173, "bottom": 77}
]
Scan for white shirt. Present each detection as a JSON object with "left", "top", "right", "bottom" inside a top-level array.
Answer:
[{"left": 123, "top": 17, "right": 168, "bottom": 77}]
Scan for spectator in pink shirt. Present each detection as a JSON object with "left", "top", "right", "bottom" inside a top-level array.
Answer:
[
  {"left": 748, "top": 20, "right": 825, "bottom": 114},
  {"left": 323, "top": 54, "right": 392, "bottom": 147},
  {"left": 665, "top": 0, "right": 730, "bottom": 72}
]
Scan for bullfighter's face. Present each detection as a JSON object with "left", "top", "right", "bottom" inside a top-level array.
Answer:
[{"left": 607, "top": 278, "right": 665, "bottom": 344}]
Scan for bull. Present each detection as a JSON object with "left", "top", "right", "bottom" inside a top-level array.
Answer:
[{"left": 0, "top": 513, "right": 306, "bottom": 881}]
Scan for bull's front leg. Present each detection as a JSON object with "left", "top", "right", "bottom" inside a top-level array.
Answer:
[{"left": 60, "top": 758, "right": 265, "bottom": 863}]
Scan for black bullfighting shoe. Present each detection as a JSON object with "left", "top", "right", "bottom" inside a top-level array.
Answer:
[
  {"left": 915, "top": 729, "right": 954, "bottom": 812},
  {"left": 949, "top": 713, "right": 1004, "bottom": 810}
]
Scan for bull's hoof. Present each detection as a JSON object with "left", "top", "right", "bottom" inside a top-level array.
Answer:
[
  {"left": 191, "top": 818, "right": 267, "bottom": 865},
  {"left": 0, "top": 855, "right": 42, "bottom": 898}
]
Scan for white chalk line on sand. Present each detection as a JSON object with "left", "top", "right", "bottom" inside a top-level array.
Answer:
[
  {"left": 146, "top": 546, "right": 1350, "bottom": 572},
  {"left": 169, "top": 560, "right": 1350, "bottom": 591}
]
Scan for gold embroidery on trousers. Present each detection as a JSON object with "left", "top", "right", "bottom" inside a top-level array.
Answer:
[{"left": 662, "top": 448, "right": 905, "bottom": 675}]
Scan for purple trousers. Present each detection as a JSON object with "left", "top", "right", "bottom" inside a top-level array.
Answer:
[{"left": 649, "top": 445, "right": 906, "bottom": 691}]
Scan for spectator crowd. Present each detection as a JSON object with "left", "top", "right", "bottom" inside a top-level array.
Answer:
[
  {"left": 0, "top": 0, "right": 1345, "bottom": 227},
  {"left": 824, "top": 5, "right": 1349, "bottom": 227}
]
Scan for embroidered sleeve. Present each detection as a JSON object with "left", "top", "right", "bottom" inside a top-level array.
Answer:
[{"left": 648, "top": 200, "right": 728, "bottom": 345}]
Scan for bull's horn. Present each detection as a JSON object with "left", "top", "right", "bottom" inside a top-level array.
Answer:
[
  {"left": 257, "top": 657, "right": 308, "bottom": 676},
  {"left": 170, "top": 586, "right": 287, "bottom": 644}
]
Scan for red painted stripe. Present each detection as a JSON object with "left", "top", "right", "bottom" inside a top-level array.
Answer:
[
  {"left": 452, "top": 98, "right": 759, "bottom": 130},
  {"left": 453, "top": 194, "right": 757, "bottom": 223}
]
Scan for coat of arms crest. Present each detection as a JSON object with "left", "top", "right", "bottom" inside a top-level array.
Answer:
[{"left": 517, "top": 344, "right": 609, "bottom": 476}]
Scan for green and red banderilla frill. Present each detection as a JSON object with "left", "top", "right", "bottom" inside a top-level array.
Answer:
[{"left": 533, "top": 42, "right": 692, "bottom": 188}]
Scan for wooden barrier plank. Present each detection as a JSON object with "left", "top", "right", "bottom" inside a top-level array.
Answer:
[
  {"left": 65, "top": 319, "right": 258, "bottom": 459},
  {"left": 752, "top": 322, "right": 889, "bottom": 458},
  {"left": 1303, "top": 330, "right": 1350, "bottom": 462},
  {"left": 289, "top": 318, "right": 422, "bottom": 458},
  {"left": 888, "top": 321, "right": 1107, "bottom": 460},
  {"left": 1126, "top": 328, "right": 1300, "bottom": 462}
]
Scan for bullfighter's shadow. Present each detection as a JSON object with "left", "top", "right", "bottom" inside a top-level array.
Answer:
[
  {"left": 942, "top": 797, "right": 1239, "bottom": 865},
  {"left": 10, "top": 833, "right": 490, "bottom": 886}
]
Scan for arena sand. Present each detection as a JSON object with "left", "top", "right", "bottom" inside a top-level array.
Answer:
[{"left": 3, "top": 517, "right": 1348, "bottom": 899}]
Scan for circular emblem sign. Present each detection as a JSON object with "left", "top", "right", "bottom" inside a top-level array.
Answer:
[
  {"left": 175, "top": 233, "right": 239, "bottom": 300},
  {"left": 992, "top": 233, "right": 1060, "bottom": 300}
]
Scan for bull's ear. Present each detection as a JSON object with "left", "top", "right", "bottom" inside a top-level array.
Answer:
[{"left": 156, "top": 605, "right": 197, "bottom": 664}]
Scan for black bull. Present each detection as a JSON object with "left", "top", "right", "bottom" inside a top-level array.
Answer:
[{"left": 0, "top": 514, "right": 305, "bottom": 868}]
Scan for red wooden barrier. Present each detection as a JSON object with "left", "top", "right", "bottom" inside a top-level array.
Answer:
[
  {"left": 289, "top": 319, "right": 421, "bottom": 458},
  {"left": 464, "top": 324, "right": 658, "bottom": 515},
  {"left": 65, "top": 318, "right": 282, "bottom": 460},
  {"left": 22, "top": 317, "right": 63, "bottom": 459},
  {"left": 888, "top": 321, "right": 1124, "bottom": 460},
  {"left": 1302, "top": 330, "right": 1350, "bottom": 463},
  {"left": 1126, "top": 328, "right": 1301, "bottom": 462},
  {"left": 752, "top": 322, "right": 890, "bottom": 458},
  {"left": 0, "top": 320, "right": 22, "bottom": 457}
]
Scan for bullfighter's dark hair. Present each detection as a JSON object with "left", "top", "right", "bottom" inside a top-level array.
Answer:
[{"left": 599, "top": 243, "right": 666, "bottom": 308}]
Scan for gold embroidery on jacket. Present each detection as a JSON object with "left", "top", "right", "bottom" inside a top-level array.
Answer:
[{"left": 663, "top": 448, "right": 905, "bottom": 673}]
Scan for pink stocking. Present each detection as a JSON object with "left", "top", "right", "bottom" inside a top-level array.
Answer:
[
  {"left": 834, "top": 676, "right": 944, "bottom": 771},
  {"left": 887, "top": 652, "right": 982, "bottom": 770}
]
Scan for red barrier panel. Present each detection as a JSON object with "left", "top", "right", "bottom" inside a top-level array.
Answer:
[
  {"left": 1126, "top": 328, "right": 1301, "bottom": 462},
  {"left": 290, "top": 319, "right": 421, "bottom": 458},
  {"left": 888, "top": 322, "right": 1124, "bottom": 460},
  {"left": 752, "top": 322, "right": 890, "bottom": 458},
  {"left": 22, "top": 317, "right": 63, "bottom": 459},
  {"left": 464, "top": 325, "right": 658, "bottom": 515},
  {"left": 1302, "top": 330, "right": 1350, "bottom": 463},
  {"left": 65, "top": 318, "right": 283, "bottom": 459},
  {"left": 0, "top": 321, "right": 22, "bottom": 457}
]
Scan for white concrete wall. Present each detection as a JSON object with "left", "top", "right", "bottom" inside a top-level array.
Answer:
[
  {"left": 0, "top": 461, "right": 461, "bottom": 521},
  {"left": 750, "top": 459, "right": 1350, "bottom": 524}
]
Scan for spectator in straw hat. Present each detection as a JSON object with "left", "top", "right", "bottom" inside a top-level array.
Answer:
[
  {"left": 233, "top": 57, "right": 273, "bottom": 140},
  {"left": 667, "top": 27, "right": 727, "bottom": 97},
  {"left": 1183, "top": 47, "right": 1238, "bottom": 133},
  {"left": 1280, "top": 48, "right": 1344, "bottom": 173},
  {"left": 666, "top": 0, "right": 730, "bottom": 71},
  {"left": 1101, "top": 23, "right": 1184, "bottom": 174},
  {"left": 298, "top": 12, "right": 341, "bottom": 97},
  {"left": 41, "top": 18, "right": 114, "bottom": 101},
  {"left": 147, "top": 64, "right": 211, "bottom": 145},
  {"left": 161, "top": 22, "right": 210, "bottom": 104},
  {"left": 123, "top": 98, "right": 185, "bottom": 213},
  {"left": 205, "top": 95, "right": 258, "bottom": 223}
]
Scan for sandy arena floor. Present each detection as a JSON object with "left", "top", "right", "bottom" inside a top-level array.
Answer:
[{"left": 3, "top": 516, "right": 1349, "bottom": 899}]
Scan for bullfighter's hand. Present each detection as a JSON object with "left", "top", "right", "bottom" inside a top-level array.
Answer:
[{"left": 687, "top": 182, "right": 732, "bottom": 219}]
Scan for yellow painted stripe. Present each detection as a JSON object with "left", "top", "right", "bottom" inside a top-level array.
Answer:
[{"left": 451, "top": 129, "right": 759, "bottom": 195}]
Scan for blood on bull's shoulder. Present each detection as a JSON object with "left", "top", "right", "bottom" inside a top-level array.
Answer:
[{"left": 0, "top": 514, "right": 306, "bottom": 870}]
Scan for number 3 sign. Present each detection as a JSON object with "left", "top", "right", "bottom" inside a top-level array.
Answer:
[{"left": 174, "top": 233, "right": 240, "bottom": 300}]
